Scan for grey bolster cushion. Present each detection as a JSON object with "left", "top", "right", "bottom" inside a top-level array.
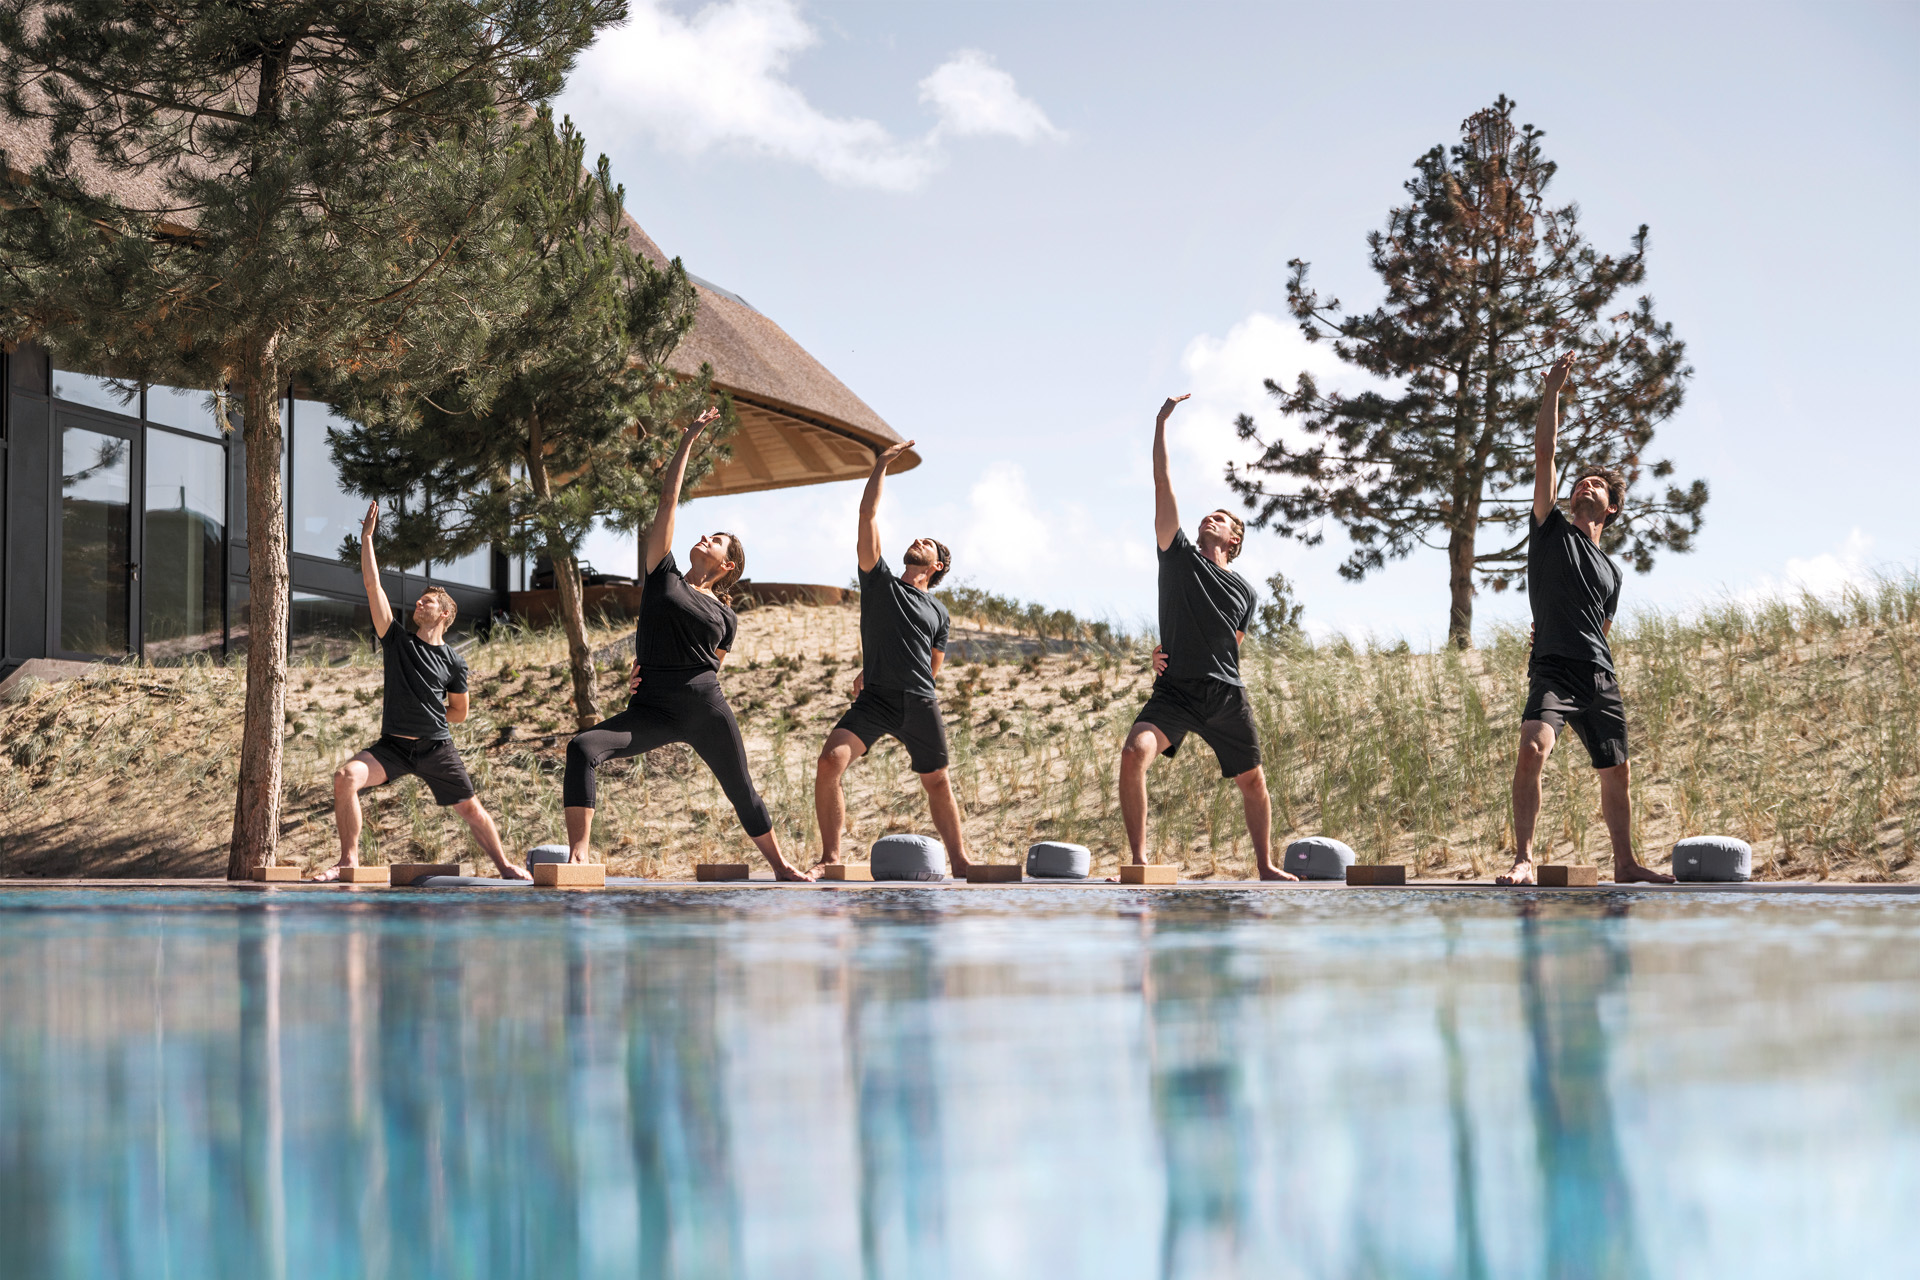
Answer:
[
  {"left": 1672, "top": 836, "right": 1752, "bottom": 882},
  {"left": 526, "top": 844, "right": 571, "bottom": 865},
  {"left": 870, "top": 834, "right": 947, "bottom": 881},
  {"left": 1026, "top": 842, "right": 1091, "bottom": 879},
  {"left": 1286, "top": 837, "right": 1356, "bottom": 881}
]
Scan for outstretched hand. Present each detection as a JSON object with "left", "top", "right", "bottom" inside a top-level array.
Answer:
[
  {"left": 1157, "top": 394, "right": 1190, "bottom": 424},
  {"left": 361, "top": 500, "right": 380, "bottom": 539},
  {"left": 685, "top": 405, "right": 722, "bottom": 436},
  {"left": 873, "top": 439, "right": 914, "bottom": 469},
  {"left": 1543, "top": 353, "right": 1576, "bottom": 392}
]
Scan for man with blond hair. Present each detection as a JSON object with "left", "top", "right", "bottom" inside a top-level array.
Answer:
[
  {"left": 315, "top": 500, "right": 529, "bottom": 881},
  {"left": 1120, "top": 395, "right": 1296, "bottom": 880}
]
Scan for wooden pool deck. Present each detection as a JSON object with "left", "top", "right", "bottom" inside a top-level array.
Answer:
[{"left": 1, "top": 877, "right": 1916, "bottom": 895}]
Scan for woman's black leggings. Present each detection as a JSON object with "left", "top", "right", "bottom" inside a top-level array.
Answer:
[{"left": 562, "top": 674, "right": 773, "bottom": 838}]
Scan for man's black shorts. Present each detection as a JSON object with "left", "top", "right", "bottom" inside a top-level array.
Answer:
[
  {"left": 363, "top": 734, "right": 476, "bottom": 805},
  {"left": 834, "top": 686, "right": 950, "bottom": 774},
  {"left": 1134, "top": 676, "right": 1262, "bottom": 778},
  {"left": 1522, "top": 655, "right": 1629, "bottom": 769}
]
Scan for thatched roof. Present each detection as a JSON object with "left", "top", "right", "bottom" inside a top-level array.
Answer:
[
  {"left": 1, "top": 110, "right": 917, "bottom": 495},
  {"left": 617, "top": 216, "right": 916, "bottom": 495}
]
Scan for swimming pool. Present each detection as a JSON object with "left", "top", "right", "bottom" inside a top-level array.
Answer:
[{"left": 1, "top": 887, "right": 1914, "bottom": 1279}]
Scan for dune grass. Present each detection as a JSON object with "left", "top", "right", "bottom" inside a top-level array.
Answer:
[{"left": 2, "top": 572, "right": 1915, "bottom": 881}]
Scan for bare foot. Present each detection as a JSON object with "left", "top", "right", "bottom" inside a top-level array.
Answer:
[
  {"left": 568, "top": 851, "right": 591, "bottom": 864},
  {"left": 772, "top": 862, "right": 819, "bottom": 882},
  {"left": 1257, "top": 865, "right": 1300, "bottom": 882},
  {"left": 1613, "top": 859, "right": 1675, "bottom": 885},
  {"left": 948, "top": 857, "right": 974, "bottom": 877},
  {"left": 308, "top": 862, "right": 351, "bottom": 883},
  {"left": 1496, "top": 858, "right": 1536, "bottom": 886},
  {"left": 499, "top": 863, "right": 533, "bottom": 882}
]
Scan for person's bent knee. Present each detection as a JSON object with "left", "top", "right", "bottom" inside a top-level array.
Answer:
[
  {"left": 1233, "top": 765, "right": 1266, "bottom": 792},
  {"left": 1121, "top": 734, "right": 1157, "bottom": 765},
  {"left": 919, "top": 766, "right": 951, "bottom": 789},
  {"left": 333, "top": 762, "right": 365, "bottom": 792}
]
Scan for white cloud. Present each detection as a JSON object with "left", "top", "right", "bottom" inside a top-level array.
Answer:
[
  {"left": 1734, "top": 528, "right": 1878, "bottom": 606},
  {"left": 570, "top": 1, "right": 1061, "bottom": 191},
  {"left": 962, "top": 461, "right": 1053, "bottom": 575},
  {"left": 919, "top": 50, "right": 1064, "bottom": 143}
]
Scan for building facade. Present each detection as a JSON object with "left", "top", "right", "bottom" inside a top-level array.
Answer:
[{"left": 1, "top": 243, "right": 912, "bottom": 674}]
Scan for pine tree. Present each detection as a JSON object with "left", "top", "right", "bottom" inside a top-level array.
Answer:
[
  {"left": 1228, "top": 97, "right": 1707, "bottom": 648},
  {"left": 1253, "top": 571, "right": 1305, "bottom": 639},
  {"left": 0, "top": 1, "right": 623, "bottom": 875},
  {"left": 325, "top": 110, "right": 729, "bottom": 730}
]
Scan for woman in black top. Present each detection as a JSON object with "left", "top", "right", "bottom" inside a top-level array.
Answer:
[{"left": 562, "top": 407, "right": 815, "bottom": 881}]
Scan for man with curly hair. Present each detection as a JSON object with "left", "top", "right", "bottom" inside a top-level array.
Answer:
[
  {"left": 1500, "top": 353, "right": 1673, "bottom": 886},
  {"left": 1121, "top": 394, "right": 1296, "bottom": 880}
]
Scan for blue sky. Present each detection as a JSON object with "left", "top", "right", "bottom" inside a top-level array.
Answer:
[{"left": 557, "top": 1, "right": 1918, "bottom": 645}]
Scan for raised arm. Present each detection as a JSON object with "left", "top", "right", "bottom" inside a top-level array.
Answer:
[
  {"left": 642, "top": 405, "right": 721, "bottom": 575},
  {"left": 1534, "top": 354, "right": 1575, "bottom": 524},
  {"left": 360, "top": 501, "right": 394, "bottom": 638},
  {"left": 858, "top": 440, "right": 914, "bottom": 574},
  {"left": 1154, "top": 395, "right": 1188, "bottom": 551}
]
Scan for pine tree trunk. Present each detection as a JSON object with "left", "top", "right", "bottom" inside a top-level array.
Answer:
[
  {"left": 226, "top": 339, "right": 289, "bottom": 878},
  {"left": 522, "top": 425, "right": 599, "bottom": 730},
  {"left": 1446, "top": 523, "right": 1477, "bottom": 650},
  {"left": 547, "top": 540, "right": 600, "bottom": 730}
]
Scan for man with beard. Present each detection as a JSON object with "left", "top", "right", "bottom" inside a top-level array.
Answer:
[
  {"left": 1499, "top": 353, "right": 1673, "bottom": 886},
  {"left": 814, "top": 441, "right": 972, "bottom": 876},
  {"left": 1120, "top": 395, "right": 1295, "bottom": 880}
]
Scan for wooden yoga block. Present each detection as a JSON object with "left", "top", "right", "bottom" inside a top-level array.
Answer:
[
  {"left": 533, "top": 862, "right": 605, "bottom": 888},
  {"left": 390, "top": 863, "right": 463, "bottom": 887},
  {"left": 339, "top": 865, "right": 390, "bottom": 885},
  {"left": 1345, "top": 865, "right": 1407, "bottom": 886},
  {"left": 1538, "top": 864, "right": 1599, "bottom": 887},
  {"left": 251, "top": 866, "right": 301, "bottom": 882},
  {"left": 818, "top": 863, "right": 873, "bottom": 881},
  {"left": 1119, "top": 864, "right": 1178, "bottom": 885},
  {"left": 696, "top": 864, "right": 750, "bottom": 882},
  {"left": 965, "top": 865, "right": 1023, "bottom": 884}
]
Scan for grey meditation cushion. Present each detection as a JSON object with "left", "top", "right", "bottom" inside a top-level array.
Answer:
[
  {"left": 1286, "top": 837, "right": 1356, "bottom": 881},
  {"left": 1027, "top": 841, "right": 1091, "bottom": 879},
  {"left": 1673, "top": 836, "right": 1752, "bottom": 882},
  {"left": 526, "top": 844, "right": 571, "bottom": 865},
  {"left": 870, "top": 834, "right": 947, "bottom": 881}
]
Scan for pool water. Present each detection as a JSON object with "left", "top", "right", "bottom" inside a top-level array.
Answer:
[{"left": 1, "top": 887, "right": 1915, "bottom": 1279}]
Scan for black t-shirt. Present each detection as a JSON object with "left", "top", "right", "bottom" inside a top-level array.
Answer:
[
  {"left": 635, "top": 552, "right": 738, "bottom": 680},
  {"left": 380, "top": 624, "right": 468, "bottom": 740},
  {"left": 858, "top": 556, "right": 950, "bottom": 698},
  {"left": 1158, "top": 529, "right": 1256, "bottom": 686},
  {"left": 1527, "top": 505, "right": 1622, "bottom": 672}
]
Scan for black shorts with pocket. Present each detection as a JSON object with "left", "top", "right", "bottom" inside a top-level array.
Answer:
[
  {"left": 1134, "top": 676, "right": 1262, "bottom": 778},
  {"left": 364, "top": 734, "right": 476, "bottom": 805},
  {"left": 834, "top": 685, "right": 950, "bottom": 774},
  {"left": 1522, "top": 655, "right": 1629, "bottom": 769}
]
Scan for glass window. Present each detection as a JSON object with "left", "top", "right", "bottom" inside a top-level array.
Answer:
[
  {"left": 433, "top": 545, "right": 493, "bottom": 587},
  {"left": 145, "top": 383, "right": 224, "bottom": 438},
  {"left": 60, "top": 426, "right": 133, "bottom": 655},
  {"left": 51, "top": 367, "right": 139, "bottom": 418},
  {"left": 290, "top": 592, "right": 375, "bottom": 665},
  {"left": 144, "top": 430, "right": 226, "bottom": 662},
  {"left": 292, "top": 398, "right": 371, "bottom": 561}
]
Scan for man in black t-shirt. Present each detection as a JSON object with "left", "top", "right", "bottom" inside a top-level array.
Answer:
[
  {"left": 814, "top": 440, "right": 972, "bottom": 876},
  {"left": 1500, "top": 354, "right": 1673, "bottom": 886},
  {"left": 1121, "top": 395, "right": 1297, "bottom": 880},
  {"left": 315, "top": 501, "right": 529, "bottom": 882}
]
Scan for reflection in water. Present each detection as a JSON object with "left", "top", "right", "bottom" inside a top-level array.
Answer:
[
  {"left": 0, "top": 889, "right": 1915, "bottom": 1279},
  {"left": 1518, "top": 902, "right": 1647, "bottom": 1280},
  {"left": 1141, "top": 906, "right": 1252, "bottom": 1279}
]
